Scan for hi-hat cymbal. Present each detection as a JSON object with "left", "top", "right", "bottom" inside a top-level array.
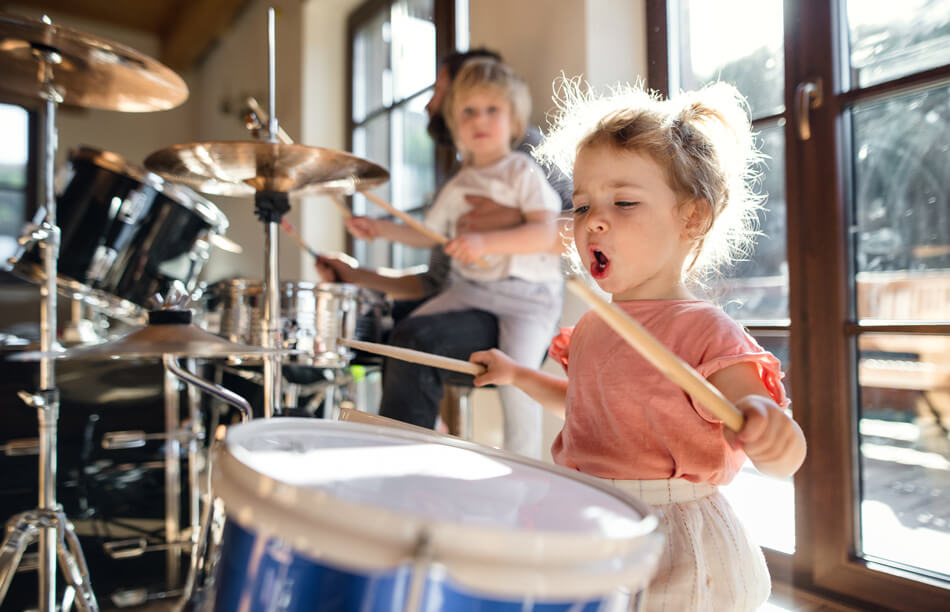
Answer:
[
  {"left": 0, "top": 13, "right": 187, "bottom": 111},
  {"left": 8, "top": 322, "right": 276, "bottom": 361},
  {"left": 143, "top": 141, "right": 389, "bottom": 196}
]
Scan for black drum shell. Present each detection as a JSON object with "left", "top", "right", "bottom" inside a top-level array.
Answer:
[{"left": 15, "top": 147, "right": 227, "bottom": 315}]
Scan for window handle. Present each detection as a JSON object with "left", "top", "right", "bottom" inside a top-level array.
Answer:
[{"left": 795, "top": 78, "right": 824, "bottom": 141}]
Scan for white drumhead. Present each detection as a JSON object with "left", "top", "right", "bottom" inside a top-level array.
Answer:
[{"left": 213, "top": 418, "right": 661, "bottom": 598}]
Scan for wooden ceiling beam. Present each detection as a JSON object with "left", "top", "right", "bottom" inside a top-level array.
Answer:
[{"left": 159, "top": 0, "right": 252, "bottom": 72}]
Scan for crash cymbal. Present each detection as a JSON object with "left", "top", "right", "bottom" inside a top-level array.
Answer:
[
  {"left": 0, "top": 13, "right": 187, "bottom": 111},
  {"left": 7, "top": 310, "right": 277, "bottom": 360},
  {"left": 143, "top": 141, "right": 389, "bottom": 196}
]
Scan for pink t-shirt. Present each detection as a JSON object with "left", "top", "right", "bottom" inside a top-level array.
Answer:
[{"left": 549, "top": 299, "right": 789, "bottom": 485}]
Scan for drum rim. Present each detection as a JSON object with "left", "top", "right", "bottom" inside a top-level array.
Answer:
[
  {"left": 205, "top": 278, "right": 363, "bottom": 298},
  {"left": 213, "top": 418, "right": 661, "bottom": 562},
  {"left": 9, "top": 260, "right": 147, "bottom": 325},
  {"left": 69, "top": 146, "right": 229, "bottom": 232}
]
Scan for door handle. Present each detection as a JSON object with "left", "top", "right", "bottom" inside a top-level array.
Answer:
[{"left": 795, "top": 78, "right": 824, "bottom": 141}]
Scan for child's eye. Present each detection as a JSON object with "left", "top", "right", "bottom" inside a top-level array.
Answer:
[
  {"left": 572, "top": 205, "right": 589, "bottom": 215},
  {"left": 487, "top": 106, "right": 499, "bottom": 114},
  {"left": 615, "top": 200, "right": 639, "bottom": 208}
]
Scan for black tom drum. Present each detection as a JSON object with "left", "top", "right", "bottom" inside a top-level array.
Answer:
[{"left": 12, "top": 147, "right": 229, "bottom": 321}]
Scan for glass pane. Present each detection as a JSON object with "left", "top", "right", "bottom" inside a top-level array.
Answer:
[
  {"left": 699, "top": 125, "right": 788, "bottom": 322},
  {"left": 391, "top": 93, "right": 436, "bottom": 211},
  {"left": 722, "top": 332, "right": 795, "bottom": 554},
  {"left": 390, "top": 0, "right": 435, "bottom": 101},
  {"left": 856, "top": 333, "right": 950, "bottom": 577},
  {"left": 0, "top": 103, "right": 29, "bottom": 265},
  {"left": 672, "top": 0, "right": 784, "bottom": 118},
  {"left": 852, "top": 85, "right": 950, "bottom": 321},
  {"left": 352, "top": 114, "right": 391, "bottom": 218},
  {"left": 352, "top": 9, "right": 392, "bottom": 122},
  {"left": 845, "top": 0, "right": 950, "bottom": 89}
]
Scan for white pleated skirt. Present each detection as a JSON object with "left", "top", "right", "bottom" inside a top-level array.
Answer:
[{"left": 598, "top": 477, "right": 771, "bottom": 612}]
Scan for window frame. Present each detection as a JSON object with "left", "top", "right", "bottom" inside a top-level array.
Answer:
[
  {"left": 345, "top": 0, "right": 457, "bottom": 266},
  {"left": 648, "top": 1, "right": 950, "bottom": 609}
]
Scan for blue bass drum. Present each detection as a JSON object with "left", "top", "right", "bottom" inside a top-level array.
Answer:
[{"left": 208, "top": 418, "right": 662, "bottom": 611}]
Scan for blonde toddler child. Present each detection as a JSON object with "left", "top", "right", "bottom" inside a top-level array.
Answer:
[
  {"left": 470, "top": 81, "right": 807, "bottom": 610},
  {"left": 346, "top": 59, "right": 563, "bottom": 458}
]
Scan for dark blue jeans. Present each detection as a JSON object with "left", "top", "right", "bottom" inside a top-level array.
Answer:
[{"left": 378, "top": 309, "right": 498, "bottom": 428}]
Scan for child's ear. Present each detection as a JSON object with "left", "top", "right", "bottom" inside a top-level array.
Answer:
[{"left": 681, "top": 199, "right": 711, "bottom": 239}]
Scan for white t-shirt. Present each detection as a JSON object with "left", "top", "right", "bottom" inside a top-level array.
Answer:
[{"left": 424, "top": 151, "right": 562, "bottom": 282}]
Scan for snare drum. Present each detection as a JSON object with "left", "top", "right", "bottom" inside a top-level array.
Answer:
[
  {"left": 203, "top": 280, "right": 388, "bottom": 369},
  {"left": 12, "top": 147, "right": 228, "bottom": 321},
  {"left": 208, "top": 419, "right": 662, "bottom": 611}
]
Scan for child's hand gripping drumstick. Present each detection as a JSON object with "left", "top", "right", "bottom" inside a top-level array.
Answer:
[
  {"left": 566, "top": 278, "right": 745, "bottom": 432},
  {"left": 338, "top": 338, "right": 486, "bottom": 377},
  {"left": 358, "top": 190, "right": 491, "bottom": 269}
]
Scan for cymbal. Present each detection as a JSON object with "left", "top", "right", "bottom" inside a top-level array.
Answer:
[
  {"left": 0, "top": 13, "right": 187, "bottom": 111},
  {"left": 143, "top": 141, "right": 389, "bottom": 196},
  {"left": 8, "top": 323, "right": 276, "bottom": 361}
]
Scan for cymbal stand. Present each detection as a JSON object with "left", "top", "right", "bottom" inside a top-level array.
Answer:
[
  {"left": 259, "top": 6, "right": 282, "bottom": 418},
  {"left": 0, "top": 44, "right": 99, "bottom": 611}
]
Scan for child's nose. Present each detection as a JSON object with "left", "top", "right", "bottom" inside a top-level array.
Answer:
[{"left": 586, "top": 210, "right": 608, "bottom": 232}]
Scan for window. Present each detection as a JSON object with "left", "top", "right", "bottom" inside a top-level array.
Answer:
[
  {"left": 650, "top": 0, "right": 950, "bottom": 608},
  {"left": 0, "top": 102, "right": 33, "bottom": 268},
  {"left": 347, "top": 0, "right": 457, "bottom": 269}
]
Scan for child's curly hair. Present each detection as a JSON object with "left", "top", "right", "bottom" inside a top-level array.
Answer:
[
  {"left": 536, "top": 79, "right": 765, "bottom": 282},
  {"left": 443, "top": 58, "right": 532, "bottom": 152}
]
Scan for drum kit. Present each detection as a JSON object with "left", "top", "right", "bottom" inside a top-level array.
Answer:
[{"left": 0, "top": 7, "right": 662, "bottom": 612}]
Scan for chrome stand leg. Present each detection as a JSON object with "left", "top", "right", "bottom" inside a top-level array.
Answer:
[
  {"left": 0, "top": 49, "right": 100, "bottom": 612},
  {"left": 0, "top": 509, "right": 99, "bottom": 611},
  {"left": 164, "top": 367, "right": 183, "bottom": 591}
]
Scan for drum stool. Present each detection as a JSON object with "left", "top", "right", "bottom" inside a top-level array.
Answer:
[
  {"left": 440, "top": 348, "right": 548, "bottom": 441},
  {"left": 440, "top": 372, "right": 478, "bottom": 440}
]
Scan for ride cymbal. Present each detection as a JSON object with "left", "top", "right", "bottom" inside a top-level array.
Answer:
[
  {"left": 0, "top": 13, "right": 188, "bottom": 111},
  {"left": 143, "top": 141, "right": 389, "bottom": 196}
]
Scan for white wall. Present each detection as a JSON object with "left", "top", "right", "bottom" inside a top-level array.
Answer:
[
  {"left": 195, "top": 0, "right": 305, "bottom": 284},
  {"left": 468, "top": 0, "right": 587, "bottom": 129},
  {"left": 298, "top": 0, "right": 367, "bottom": 282}
]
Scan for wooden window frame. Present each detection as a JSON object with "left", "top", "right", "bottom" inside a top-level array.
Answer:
[{"left": 344, "top": 0, "right": 456, "bottom": 263}]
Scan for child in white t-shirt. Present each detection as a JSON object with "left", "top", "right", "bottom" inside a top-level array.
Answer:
[{"left": 345, "top": 59, "right": 562, "bottom": 458}]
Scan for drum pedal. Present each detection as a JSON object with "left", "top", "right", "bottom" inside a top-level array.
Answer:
[{"left": 110, "top": 586, "right": 181, "bottom": 608}]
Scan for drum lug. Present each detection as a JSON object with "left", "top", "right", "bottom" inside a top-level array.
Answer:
[{"left": 405, "top": 531, "right": 434, "bottom": 612}]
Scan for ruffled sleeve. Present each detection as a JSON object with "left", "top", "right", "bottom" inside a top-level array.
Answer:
[
  {"left": 548, "top": 327, "right": 574, "bottom": 372},
  {"left": 695, "top": 350, "right": 790, "bottom": 410}
]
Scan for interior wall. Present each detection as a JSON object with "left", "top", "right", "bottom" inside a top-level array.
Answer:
[
  {"left": 195, "top": 0, "right": 305, "bottom": 285},
  {"left": 297, "top": 0, "right": 366, "bottom": 282},
  {"left": 468, "top": 0, "right": 587, "bottom": 129}
]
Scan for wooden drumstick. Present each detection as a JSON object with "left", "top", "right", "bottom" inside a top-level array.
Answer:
[
  {"left": 329, "top": 193, "right": 353, "bottom": 219},
  {"left": 359, "top": 190, "right": 490, "bottom": 268},
  {"left": 566, "top": 278, "right": 745, "bottom": 432},
  {"left": 338, "top": 338, "right": 485, "bottom": 377},
  {"left": 360, "top": 190, "right": 449, "bottom": 245},
  {"left": 280, "top": 219, "right": 318, "bottom": 258}
]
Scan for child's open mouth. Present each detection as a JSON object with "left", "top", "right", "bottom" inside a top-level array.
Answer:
[{"left": 590, "top": 248, "right": 610, "bottom": 279}]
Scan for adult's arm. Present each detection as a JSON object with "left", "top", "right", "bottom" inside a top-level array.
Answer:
[{"left": 315, "top": 254, "right": 427, "bottom": 300}]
